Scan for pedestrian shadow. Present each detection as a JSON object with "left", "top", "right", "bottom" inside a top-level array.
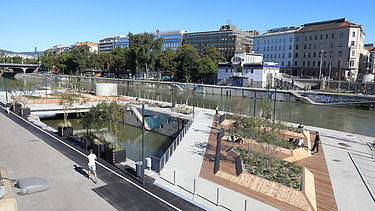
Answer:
[{"left": 74, "top": 164, "right": 89, "bottom": 179}]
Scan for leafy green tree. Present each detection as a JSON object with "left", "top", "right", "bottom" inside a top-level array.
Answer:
[
  {"left": 157, "top": 48, "right": 176, "bottom": 76},
  {"left": 174, "top": 44, "right": 200, "bottom": 82},
  {"left": 70, "top": 45, "right": 91, "bottom": 74},
  {"left": 196, "top": 56, "right": 216, "bottom": 79},
  {"left": 202, "top": 46, "right": 227, "bottom": 63},
  {"left": 128, "top": 32, "right": 163, "bottom": 78},
  {"left": 98, "top": 51, "right": 112, "bottom": 70}
]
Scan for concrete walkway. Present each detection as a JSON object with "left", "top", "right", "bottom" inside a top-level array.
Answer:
[
  {"left": 0, "top": 105, "right": 202, "bottom": 211},
  {"left": 154, "top": 108, "right": 277, "bottom": 210}
]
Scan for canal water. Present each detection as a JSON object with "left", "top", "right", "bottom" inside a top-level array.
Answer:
[
  {"left": 39, "top": 115, "right": 174, "bottom": 162},
  {"left": 1, "top": 75, "right": 375, "bottom": 138}
]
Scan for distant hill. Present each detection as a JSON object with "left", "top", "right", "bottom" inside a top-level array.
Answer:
[{"left": 0, "top": 49, "right": 44, "bottom": 57}]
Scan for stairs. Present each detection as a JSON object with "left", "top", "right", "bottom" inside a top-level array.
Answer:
[
  {"left": 290, "top": 91, "right": 321, "bottom": 105},
  {"left": 131, "top": 106, "right": 151, "bottom": 130}
]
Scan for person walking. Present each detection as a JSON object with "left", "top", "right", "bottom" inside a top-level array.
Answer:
[
  {"left": 215, "top": 104, "right": 219, "bottom": 115},
  {"left": 88, "top": 149, "right": 97, "bottom": 183},
  {"left": 311, "top": 131, "right": 320, "bottom": 154}
]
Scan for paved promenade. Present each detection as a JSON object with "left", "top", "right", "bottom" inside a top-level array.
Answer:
[
  {"left": 0, "top": 105, "right": 202, "bottom": 211},
  {"left": 155, "top": 107, "right": 375, "bottom": 210}
]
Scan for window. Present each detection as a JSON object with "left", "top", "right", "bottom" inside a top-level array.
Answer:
[
  {"left": 282, "top": 53, "right": 285, "bottom": 58},
  {"left": 264, "top": 47, "right": 266, "bottom": 51},
  {"left": 264, "top": 40, "right": 266, "bottom": 44},
  {"left": 324, "top": 52, "right": 327, "bottom": 57},
  {"left": 268, "top": 40, "right": 270, "bottom": 44},
  {"left": 296, "top": 36, "right": 299, "bottom": 41},
  {"left": 282, "top": 61, "right": 285, "bottom": 66},
  {"left": 351, "top": 41, "right": 355, "bottom": 46},
  {"left": 352, "top": 50, "right": 355, "bottom": 56},
  {"left": 313, "top": 52, "right": 316, "bottom": 57},
  {"left": 350, "top": 60, "right": 354, "bottom": 66},
  {"left": 319, "top": 43, "right": 322, "bottom": 48},
  {"left": 352, "top": 31, "right": 355, "bottom": 37},
  {"left": 275, "top": 39, "right": 277, "bottom": 44},
  {"left": 267, "top": 54, "right": 269, "bottom": 59},
  {"left": 323, "top": 61, "right": 326, "bottom": 67},
  {"left": 309, "top": 44, "right": 312, "bottom": 49},
  {"left": 271, "top": 39, "right": 273, "bottom": 44},
  {"left": 324, "top": 43, "right": 328, "bottom": 48},
  {"left": 305, "top": 36, "right": 307, "bottom": 41},
  {"left": 315, "top": 35, "right": 318, "bottom": 40},
  {"left": 326, "top": 34, "right": 328, "bottom": 39},
  {"left": 283, "top": 46, "right": 285, "bottom": 50},
  {"left": 314, "top": 44, "right": 317, "bottom": 49},
  {"left": 310, "top": 36, "right": 312, "bottom": 40},
  {"left": 339, "top": 42, "right": 344, "bottom": 47},
  {"left": 289, "top": 45, "right": 292, "bottom": 50},
  {"left": 313, "top": 61, "right": 316, "bottom": 66},
  {"left": 296, "top": 44, "right": 299, "bottom": 49},
  {"left": 279, "top": 46, "right": 281, "bottom": 50},
  {"left": 318, "top": 61, "right": 321, "bottom": 66},
  {"left": 320, "top": 35, "right": 323, "bottom": 40},
  {"left": 289, "top": 37, "right": 293, "bottom": 42},
  {"left": 338, "top": 51, "right": 343, "bottom": 57},
  {"left": 295, "top": 53, "right": 298, "bottom": 58},
  {"left": 270, "top": 54, "right": 273, "bottom": 58},
  {"left": 274, "top": 54, "right": 277, "bottom": 58},
  {"left": 278, "top": 54, "right": 280, "bottom": 58},
  {"left": 283, "top": 38, "right": 286, "bottom": 43},
  {"left": 288, "top": 61, "right": 291, "bottom": 66},
  {"left": 267, "top": 47, "right": 269, "bottom": 51},
  {"left": 288, "top": 53, "right": 291, "bottom": 58},
  {"left": 338, "top": 61, "right": 341, "bottom": 66},
  {"left": 304, "top": 44, "right": 306, "bottom": 49},
  {"left": 271, "top": 46, "right": 273, "bottom": 51},
  {"left": 330, "top": 42, "right": 333, "bottom": 48},
  {"left": 304, "top": 53, "right": 306, "bottom": 58},
  {"left": 340, "top": 32, "right": 344, "bottom": 38},
  {"left": 330, "top": 51, "right": 333, "bottom": 57},
  {"left": 319, "top": 51, "right": 322, "bottom": 57},
  {"left": 331, "top": 33, "right": 334, "bottom": 38},
  {"left": 303, "top": 61, "right": 305, "bottom": 66},
  {"left": 295, "top": 61, "right": 298, "bottom": 66},
  {"left": 308, "top": 61, "right": 310, "bottom": 66},
  {"left": 308, "top": 53, "right": 311, "bottom": 58}
]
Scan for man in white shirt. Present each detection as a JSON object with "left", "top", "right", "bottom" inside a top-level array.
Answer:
[{"left": 88, "top": 149, "right": 97, "bottom": 183}]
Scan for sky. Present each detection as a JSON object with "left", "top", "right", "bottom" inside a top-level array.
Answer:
[{"left": 1, "top": 0, "right": 375, "bottom": 52}]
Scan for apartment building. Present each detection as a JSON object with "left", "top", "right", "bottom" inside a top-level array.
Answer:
[
  {"left": 183, "top": 25, "right": 259, "bottom": 61},
  {"left": 254, "top": 18, "right": 366, "bottom": 80},
  {"left": 254, "top": 26, "right": 301, "bottom": 74},
  {"left": 98, "top": 36, "right": 116, "bottom": 53},
  {"left": 365, "top": 44, "right": 375, "bottom": 74},
  {"left": 294, "top": 18, "right": 365, "bottom": 80}
]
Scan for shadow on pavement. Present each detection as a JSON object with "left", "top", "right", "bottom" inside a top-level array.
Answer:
[{"left": 74, "top": 164, "right": 89, "bottom": 179}]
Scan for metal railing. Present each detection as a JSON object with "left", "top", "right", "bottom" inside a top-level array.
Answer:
[{"left": 151, "top": 119, "right": 193, "bottom": 173}]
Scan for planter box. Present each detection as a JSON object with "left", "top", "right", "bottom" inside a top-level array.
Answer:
[
  {"left": 92, "top": 142, "right": 108, "bottom": 159},
  {"left": 20, "top": 108, "right": 31, "bottom": 116},
  {"left": 58, "top": 126, "right": 73, "bottom": 137},
  {"left": 105, "top": 149, "right": 126, "bottom": 164},
  {"left": 80, "top": 137, "right": 93, "bottom": 151},
  {"left": 12, "top": 104, "right": 21, "bottom": 113}
]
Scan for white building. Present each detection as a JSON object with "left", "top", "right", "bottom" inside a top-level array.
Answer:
[
  {"left": 217, "top": 52, "right": 280, "bottom": 88},
  {"left": 254, "top": 26, "right": 301, "bottom": 74},
  {"left": 365, "top": 44, "right": 375, "bottom": 74}
]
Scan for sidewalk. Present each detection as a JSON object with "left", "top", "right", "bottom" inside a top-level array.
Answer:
[{"left": 154, "top": 108, "right": 277, "bottom": 210}]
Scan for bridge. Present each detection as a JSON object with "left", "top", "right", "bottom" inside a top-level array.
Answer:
[{"left": 0, "top": 63, "right": 39, "bottom": 73}]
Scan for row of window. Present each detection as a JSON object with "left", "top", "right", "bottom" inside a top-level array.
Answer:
[
  {"left": 296, "top": 32, "right": 355, "bottom": 42},
  {"left": 187, "top": 37, "right": 235, "bottom": 42},
  {"left": 164, "top": 38, "right": 181, "bottom": 43},
  {"left": 265, "top": 49, "right": 353, "bottom": 60},
  {"left": 258, "top": 37, "right": 292, "bottom": 45}
]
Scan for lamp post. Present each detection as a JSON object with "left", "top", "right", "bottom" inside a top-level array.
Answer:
[
  {"left": 193, "top": 84, "right": 195, "bottom": 117},
  {"left": 273, "top": 87, "right": 277, "bottom": 123},
  {"left": 338, "top": 60, "right": 342, "bottom": 89},
  {"left": 141, "top": 104, "right": 151, "bottom": 185},
  {"left": 319, "top": 50, "right": 324, "bottom": 89}
]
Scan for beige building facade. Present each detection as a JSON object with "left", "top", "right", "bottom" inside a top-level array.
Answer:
[{"left": 293, "top": 18, "right": 365, "bottom": 80}]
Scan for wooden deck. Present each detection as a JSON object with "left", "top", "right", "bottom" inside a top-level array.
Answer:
[{"left": 199, "top": 116, "right": 338, "bottom": 211}]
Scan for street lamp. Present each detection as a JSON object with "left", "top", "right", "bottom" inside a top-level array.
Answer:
[
  {"left": 141, "top": 104, "right": 151, "bottom": 185},
  {"left": 319, "top": 50, "right": 324, "bottom": 80}
]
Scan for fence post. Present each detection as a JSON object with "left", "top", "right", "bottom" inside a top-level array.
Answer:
[
  {"left": 216, "top": 188, "right": 220, "bottom": 206},
  {"left": 245, "top": 199, "right": 247, "bottom": 211},
  {"left": 174, "top": 170, "right": 176, "bottom": 186}
]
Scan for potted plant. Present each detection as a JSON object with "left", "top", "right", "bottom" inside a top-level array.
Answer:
[
  {"left": 104, "top": 101, "right": 128, "bottom": 164},
  {"left": 92, "top": 137, "right": 108, "bottom": 159},
  {"left": 5, "top": 80, "right": 23, "bottom": 113},
  {"left": 57, "top": 90, "right": 78, "bottom": 137},
  {"left": 18, "top": 81, "right": 37, "bottom": 117}
]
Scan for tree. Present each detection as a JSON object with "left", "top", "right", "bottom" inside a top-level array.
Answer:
[
  {"left": 202, "top": 46, "right": 226, "bottom": 63},
  {"left": 58, "top": 90, "right": 80, "bottom": 127},
  {"left": 98, "top": 51, "right": 112, "bottom": 70},
  {"left": 128, "top": 32, "right": 164, "bottom": 78},
  {"left": 174, "top": 44, "right": 200, "bottom": 82},
  {"left": 70, "top": 45, "right": 91, "bottom": 74},
  {"left": 157, "top": 48, "right": 176, "bottom": 76},
  {"left": 196, "top": 56, "right": 216, "bottom": 79}
]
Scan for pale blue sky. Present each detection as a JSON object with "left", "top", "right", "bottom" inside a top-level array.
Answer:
[{"left": 1, "top": 0, "right": 374, "bottom": 52}]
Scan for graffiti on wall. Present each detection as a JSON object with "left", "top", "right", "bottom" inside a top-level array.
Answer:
[{"left": 306, "top": 94, "right": 373, "bottom": 103}]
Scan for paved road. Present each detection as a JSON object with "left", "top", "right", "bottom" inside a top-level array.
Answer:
[{"left": 0, "top": 105, "right": 203, "bottom": 211}]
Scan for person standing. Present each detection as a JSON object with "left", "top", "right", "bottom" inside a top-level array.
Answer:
[
  {"left": 215, "top": 105, "right": 219, "bottom": 115},
  {"left": 311, "top": 131, "right": 320, "bottom": 154},
  {"left": 88, "top": 149, "right": 97, "bottom": 183}
]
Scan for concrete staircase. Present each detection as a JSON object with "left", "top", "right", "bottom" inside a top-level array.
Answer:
[
  {"left": 131, "top": 106, "right": 151, "bottom": 130},
  {"left": 290, "top": 91, "right": 321, "bottom": 105}
]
